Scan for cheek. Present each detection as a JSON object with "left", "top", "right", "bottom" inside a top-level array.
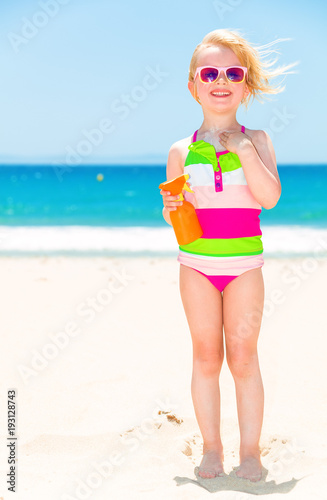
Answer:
[
  {"left": 231, "top": 85, "right": 247, "bottom": 100},
  {"left": 197, "top": 85, "right": 214, "bottom": 100}
]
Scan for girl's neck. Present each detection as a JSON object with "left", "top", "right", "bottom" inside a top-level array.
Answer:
[{"left": 198, "top": 110, "right": 240, "bottom": 134}]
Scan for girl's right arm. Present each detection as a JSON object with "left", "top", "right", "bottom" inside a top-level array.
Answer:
[{"left": 160, "top": 142, "right": 185, "bottom": 226}]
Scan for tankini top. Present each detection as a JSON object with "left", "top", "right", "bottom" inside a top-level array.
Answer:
[{"left": 177, "top": 126, "right": 264, "bottom": 276}]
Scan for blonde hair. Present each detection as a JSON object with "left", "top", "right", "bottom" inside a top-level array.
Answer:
[{"left": 189, "top": 29, "right": 298, "bottom": 108}]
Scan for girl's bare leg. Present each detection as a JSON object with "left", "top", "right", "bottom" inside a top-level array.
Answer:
[
  {"left": 179, "top": 264, "right": 225, "bottom": 478},
  {"left": 223, "top": 267, "right": 265, "bottom": 482}
]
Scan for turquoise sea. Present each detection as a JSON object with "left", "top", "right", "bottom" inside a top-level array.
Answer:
[{"left": 0, "top": 164, "right": 326, "bottom": 256}]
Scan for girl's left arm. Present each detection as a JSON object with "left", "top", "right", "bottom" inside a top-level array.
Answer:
[{"left": 237, "top": 130, "right": 281, "bottom": 209}]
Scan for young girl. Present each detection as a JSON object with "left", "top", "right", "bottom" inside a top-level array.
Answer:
[{"left": 160, "top": 29, "right": 295, "bottom": 482}]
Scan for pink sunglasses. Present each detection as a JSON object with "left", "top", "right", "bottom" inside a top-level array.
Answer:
[{"left": 194, "top": 66, "right": 248, "bottom": 84}]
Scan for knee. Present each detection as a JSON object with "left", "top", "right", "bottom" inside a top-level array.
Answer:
[
  {"left": 193, "top": 343, "right": 224, "bottom": 377},
  {"left": 226, "top": 347, "right": 258, "bottom": 379}
]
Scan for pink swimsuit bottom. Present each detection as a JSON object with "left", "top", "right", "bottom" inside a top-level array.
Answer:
[{"left": 194, "top": 271, "right": 237, "bottom": 292}]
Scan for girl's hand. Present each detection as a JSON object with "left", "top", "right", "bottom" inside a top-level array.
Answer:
[
  {"left": 219, "top": 130, "right": 253, "bottom": 155},
  {"left": 160, "top": 189, "right": 183, "bottom": 211}
]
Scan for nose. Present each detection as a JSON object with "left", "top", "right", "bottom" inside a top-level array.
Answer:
[{"left": 216, "top": 70, "right": 228, "bottom": 84}]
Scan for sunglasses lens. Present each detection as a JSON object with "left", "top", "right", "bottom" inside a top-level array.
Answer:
[
  {"left": 200, "top": 67, "right": 219, "bottom": 83},
  {"left": 226, "top": 67, "right": 245, "bottom": 82}
]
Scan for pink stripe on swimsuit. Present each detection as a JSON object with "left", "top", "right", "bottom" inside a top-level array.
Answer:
[{"left": 177, "top": 125, "right": 264, "bottom": 292}]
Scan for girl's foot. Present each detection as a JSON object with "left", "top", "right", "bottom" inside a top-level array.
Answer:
[
  {"left": 198, "top": 449, "right": 224, "bottom": 478},
  {"left": 235, "top": 455, "right": 262, "bottom": 482}
]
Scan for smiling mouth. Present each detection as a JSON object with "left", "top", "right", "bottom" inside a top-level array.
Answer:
[{"left": 211, "top": 91, "right": 231, "bottom": 97}]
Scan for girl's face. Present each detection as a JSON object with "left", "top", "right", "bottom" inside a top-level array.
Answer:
[{"left": 189, "top": 45, "right": 249, "bottom": 110}]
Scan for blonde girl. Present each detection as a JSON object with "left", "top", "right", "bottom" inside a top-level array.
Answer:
[{"left": 160, "top": 29, "right": 295, "bottom": 481}]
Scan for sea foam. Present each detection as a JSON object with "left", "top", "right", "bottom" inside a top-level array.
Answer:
[{"left": 0, "top": 225, "right": 327, "bottom": 257}]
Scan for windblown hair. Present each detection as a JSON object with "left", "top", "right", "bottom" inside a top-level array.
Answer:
[{"left": 189, "top": 29, "right": 298, "bottom": 108}]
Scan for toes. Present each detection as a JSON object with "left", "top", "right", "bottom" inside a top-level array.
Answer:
[
  {"left": 235, "top": 468, "right": 262, "bottom": 482},
  {"left": 199, "top": 469, "right": 216, "bottom": 478},
  {"left": 249, "top": 473, "right": 262, "bottom": 482},
  {"left": 198, "top": 468, "right": 223, "bottom": 478}
]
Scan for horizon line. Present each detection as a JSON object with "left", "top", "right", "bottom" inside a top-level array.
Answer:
[{"left": 0, "top": 162, "right": 326, "bottom": 167}]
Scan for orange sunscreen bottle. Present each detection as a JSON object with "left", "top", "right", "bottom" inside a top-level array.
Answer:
[{"left": 159, "top": 173, "right": 203, "bottom": 245}]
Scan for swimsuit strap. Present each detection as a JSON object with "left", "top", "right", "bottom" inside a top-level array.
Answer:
[{"left": 193, "top": 125, "right": 245, "bottom": 142}]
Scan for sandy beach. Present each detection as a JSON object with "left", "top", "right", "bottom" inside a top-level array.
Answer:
[{"left": 1, "top": 255, "right": 327, "bottom": 499}]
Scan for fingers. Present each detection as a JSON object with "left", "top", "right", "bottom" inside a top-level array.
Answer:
[{"left": 160, "top": 189, "right": 183, "bottom": 211}]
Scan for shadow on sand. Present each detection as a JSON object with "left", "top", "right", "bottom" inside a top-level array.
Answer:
[{"left": 174, "top": 466, "right": 305, "bottom": 495}]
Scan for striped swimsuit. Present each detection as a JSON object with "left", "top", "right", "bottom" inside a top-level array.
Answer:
[{"left": 177, "top": 125, "right": 264, "bottom": 292}]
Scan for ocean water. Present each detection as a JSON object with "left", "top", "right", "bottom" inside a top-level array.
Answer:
[{"left": 0, "top": 164, "right": 326, "bottom": 256}]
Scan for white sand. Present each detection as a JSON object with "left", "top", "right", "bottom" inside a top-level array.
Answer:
[{"left": 1, "top": 255, "right": 327, "bottom": 499}]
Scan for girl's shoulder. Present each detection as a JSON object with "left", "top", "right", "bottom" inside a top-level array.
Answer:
[
  {"left": 167, "top": 134, "right": 193, "bottom": 171},
  {"left": 244, "top": 126, "right": 277, "bottom": 173},
  {"left": 243, "top": 127, "right": 273, "bottom": 148}
]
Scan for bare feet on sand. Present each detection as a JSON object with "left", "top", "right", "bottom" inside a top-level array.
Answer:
[
  {"left": 235, "top": 455, "right": 262, "bottom": 482},
  {"left": 198, "top": 449, "right": 224, "bottom": 478}
]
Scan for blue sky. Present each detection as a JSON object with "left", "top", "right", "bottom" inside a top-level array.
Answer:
[{"left": 0, "top": 0, "right": 326, "bottom": 165}]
